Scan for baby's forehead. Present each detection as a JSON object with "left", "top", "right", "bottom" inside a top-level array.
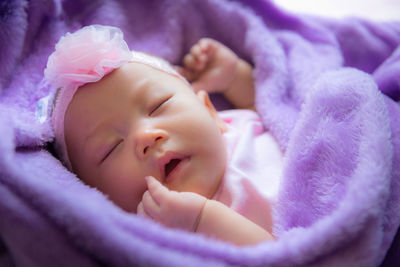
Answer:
[{"left": 68, "top": 61, "right": 192, "bottom": 121}]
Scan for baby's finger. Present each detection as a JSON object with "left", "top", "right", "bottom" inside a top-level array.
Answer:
[
  {"left": 190, "top": 46, "right": 208, "bottom": 71},
  {"left": 141, "top": 190, "right": 161, "bottom": 219},
  {"left": 136, "top": 202, "right": 147, "bottom": 217},
  {"left": 198, "top": 39, "right": 210, "bottom": 51},
  {"left": 190, "top": 44, "right": 202, "bottom": 59},
  {"left": 183, "top": 54, "right": 196, "bottom": 71},
  {"left": 195, "top": 54, "right": 207, "bottom": 70},
  {"left": 145, "top": 176, "right": 169, "bottom": 205},
  {"left": 198, "top": 38, "right": 214, "bottom": 55}
]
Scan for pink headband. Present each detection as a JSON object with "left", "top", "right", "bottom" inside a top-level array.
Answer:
[{"left": 44, "top": 25, "right": 186, "bottom": 169}]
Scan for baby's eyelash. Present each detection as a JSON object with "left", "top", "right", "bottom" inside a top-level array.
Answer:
[
  {"left": 101, "top": 140, "right": 122, "bottom": 163},
  {"left": 149, "top": 96, "right": 172, "bottom": 116}
]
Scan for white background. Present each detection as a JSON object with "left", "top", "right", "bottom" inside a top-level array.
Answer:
[{"left": 273, "top": 0, "right": 400, "bottom": 21}]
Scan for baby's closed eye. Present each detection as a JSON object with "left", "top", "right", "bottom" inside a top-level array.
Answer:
[
  {"left": 101, "top": 139, "right": 123, "bottom": 163},
  {"left": 149, "top": 95, "right": 173, "bottom": 116}
]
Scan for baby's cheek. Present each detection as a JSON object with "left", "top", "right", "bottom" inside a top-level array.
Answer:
[
  {"left": 98, "top": 174, "right": 144, "bottom": 213},
  {"left": 99, "top": 156, "right": 151, "bottom": 212}
]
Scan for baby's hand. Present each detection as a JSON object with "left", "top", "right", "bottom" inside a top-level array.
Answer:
[
  {"left": 178, "top": 38, "right": 239, "bottom": 93},
  {"left": 137, "top": 176, "right": 207, "bottom": 232}
]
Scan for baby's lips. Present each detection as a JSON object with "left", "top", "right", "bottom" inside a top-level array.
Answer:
[{"left": 157, "top": 151, "right": 186, "bottom": 183}]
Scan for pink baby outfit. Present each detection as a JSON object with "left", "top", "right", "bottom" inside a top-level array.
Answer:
[{"left": 214, "top": 109, "right": 283, "bottom": 233}]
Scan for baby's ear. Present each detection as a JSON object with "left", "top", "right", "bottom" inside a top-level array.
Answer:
[{"left": 196, "top": 90, "right": 227, "bottom": 133}]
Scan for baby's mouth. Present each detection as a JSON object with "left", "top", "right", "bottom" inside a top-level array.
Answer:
[
  {"left": 164, "top": 158, "right": 182, "bottom": 178},
  {"left": 158, "top": 151, "right": 190, "bottom": 183}
]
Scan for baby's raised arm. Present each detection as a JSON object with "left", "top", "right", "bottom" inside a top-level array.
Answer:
[
  {"left": 138, "top": 176, "right": 273, "bottom": 246},
  {"left": 178, "top": 38, "right": 255, "bottom": 110}
]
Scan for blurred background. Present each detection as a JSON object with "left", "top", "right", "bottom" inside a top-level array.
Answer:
[{"left": 273, "top": 0, "right": 400, "bottom": 21}]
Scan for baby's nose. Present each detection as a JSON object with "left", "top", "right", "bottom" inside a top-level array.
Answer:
[{"left": 135, "top": 128, "right": 168, "bottom": 159}]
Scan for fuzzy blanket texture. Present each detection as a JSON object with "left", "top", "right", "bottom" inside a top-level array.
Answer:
[{"left": 1, "top": 0, "right": 400, "bottom": 266}]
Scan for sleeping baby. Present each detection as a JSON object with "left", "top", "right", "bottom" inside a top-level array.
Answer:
[{"left": 44, "top": 25, "right": 283, "bottom": 246}]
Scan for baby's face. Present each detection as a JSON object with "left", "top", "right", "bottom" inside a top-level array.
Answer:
[{"left": 64, "top": 62, "right": 227, "bottom": 212}]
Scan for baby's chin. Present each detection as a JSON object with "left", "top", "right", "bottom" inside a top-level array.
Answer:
[{"left": 176, "top": 167, "right": 225, "bottom": 199}]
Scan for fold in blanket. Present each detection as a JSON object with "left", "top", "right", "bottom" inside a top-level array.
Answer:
[{"left": 0, "top": 0, "right": 400, "bottom": 266}]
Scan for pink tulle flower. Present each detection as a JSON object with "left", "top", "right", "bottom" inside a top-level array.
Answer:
[{"left": 44, "top": 25, "right": 132, "bottom": 89}]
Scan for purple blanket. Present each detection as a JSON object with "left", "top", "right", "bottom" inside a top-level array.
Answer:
[{"left": 1, "top": 0, "right": 400, "bottom": 266}]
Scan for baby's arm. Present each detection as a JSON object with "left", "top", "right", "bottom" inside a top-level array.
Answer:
[
  {"left": 195, "top": 199, "right": 274, "bottom": 245},
  {"left": 137, "top": 176, "right": 273, "bottom": 246},
  {"left": 179, "top": 38, "right": 255, "bottom": 110}
]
